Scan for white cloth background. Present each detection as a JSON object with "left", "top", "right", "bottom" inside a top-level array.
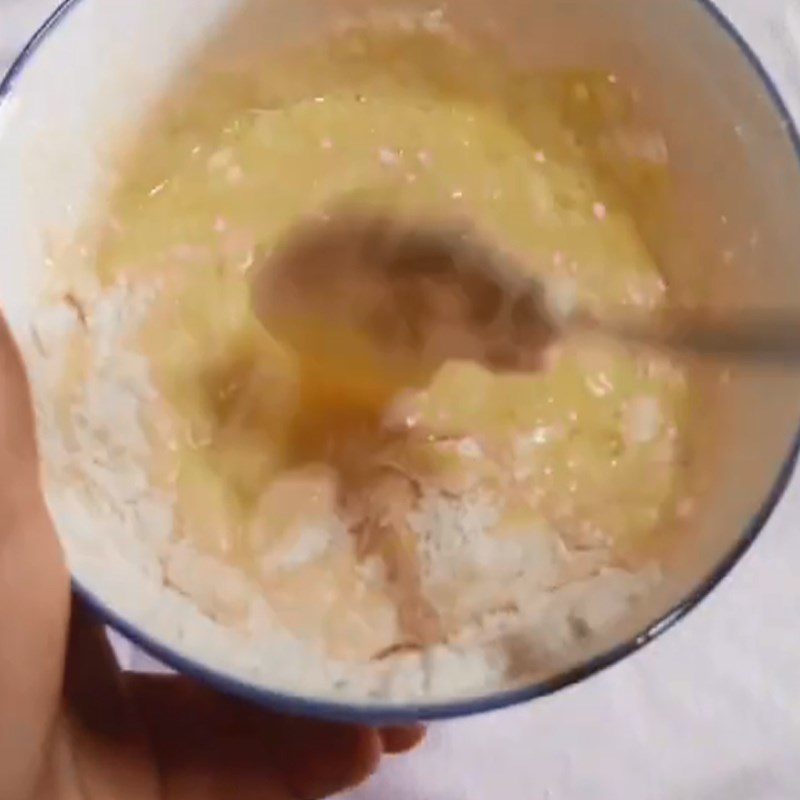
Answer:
[{"left": 2, "top": 1, "right": 800, "bottom": 797}]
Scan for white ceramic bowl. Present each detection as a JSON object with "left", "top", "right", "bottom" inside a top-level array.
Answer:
[{"left": 2, "top": 0, "right": 800, "bottom": 723}]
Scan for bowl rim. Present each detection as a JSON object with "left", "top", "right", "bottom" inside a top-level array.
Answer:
[{"left": 2, "top": 0, "right": 799, "bottom": 725}]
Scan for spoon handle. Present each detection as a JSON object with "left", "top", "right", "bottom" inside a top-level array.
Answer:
[{"left": 590, "top": 311, "right": 800, "bottom": 365}]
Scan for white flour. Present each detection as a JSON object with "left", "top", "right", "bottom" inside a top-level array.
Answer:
[{"left": 22, "top": 281, "right": 660, "bottom": 702}]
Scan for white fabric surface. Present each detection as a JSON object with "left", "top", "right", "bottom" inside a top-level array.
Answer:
[{"left": 2, "top": 1, "right": 800, "bottom": 797}]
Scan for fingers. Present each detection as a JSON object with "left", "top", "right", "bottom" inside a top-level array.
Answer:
[
  {"left": 233, "top": 705, "right": 381, "bottom": 800},
  {"left": 127, "top": 674, "right": 424, "bottom": 800},
  {"left": 128, "top": 674, "right": 378, "bottom": 799},
  {"left": 379, "top": 725, "right": 426, "bottom": 754},
  {"left": 62, "top": 602, "right": 162, "bottom": 798},
  {"left": 65, "top": 601, "right": 141, "bottom": 738}
]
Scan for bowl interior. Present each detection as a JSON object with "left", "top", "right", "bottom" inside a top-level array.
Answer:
[{"left": 1, "top": 0, "right": 799, "bottom": 720}]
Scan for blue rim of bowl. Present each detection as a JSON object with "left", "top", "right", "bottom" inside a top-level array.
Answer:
[{"left": 2, "top": 0, "right": 799, "bottom": 725}]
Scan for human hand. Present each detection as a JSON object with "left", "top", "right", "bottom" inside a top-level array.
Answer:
[{"left": 0, "top": 315, "right": 423, "bottom": 800}]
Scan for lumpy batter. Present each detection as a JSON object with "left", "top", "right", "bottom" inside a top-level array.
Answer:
[{"left": 85, "top": 25, "right": 688, "bottom": 662}]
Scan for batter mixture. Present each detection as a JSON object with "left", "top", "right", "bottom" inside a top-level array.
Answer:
[{"left": 37, "top": 19, "right": 690, "bottom": 698}]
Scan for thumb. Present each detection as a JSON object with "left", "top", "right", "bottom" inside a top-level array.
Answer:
[
  {"left": 0, "top": 314, "right": 71, "bottom": 798},
  {"left": 0, "top": 315, "right": 40, "bottom": 508}
]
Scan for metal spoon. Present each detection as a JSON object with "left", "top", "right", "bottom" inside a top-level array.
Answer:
[{"left": 252, "top": 212, "right": 800, "bottom": 396}]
